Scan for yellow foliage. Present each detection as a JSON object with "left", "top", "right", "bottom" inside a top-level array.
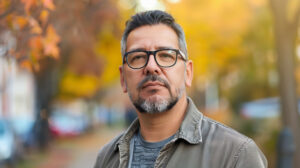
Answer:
[
  {"left": 97, "top": 0, "right": 267, "bottom": 90},
  {"left": 287, "top": 0, "right": 300, "bottom": 23},
  {"left": 165, "top": 0, "right": 254, "bottom": 79},
  {"left": 0, "top": 0, "right": 10, "bottom": 12},
  {"left": 95, "top": 25, "right": 122, "bottom": 88},
  {"left": 60, "top": 71, "right": 100, "bottom": 98},
  {"left": 39, "top": 10, "right": 49, "bottom": 25},
  {"left": 15, "top": 16, "right": 28, "bottom": 30},
  {"left": 91, "top": 4, "right": 135, "bottom": 90}
]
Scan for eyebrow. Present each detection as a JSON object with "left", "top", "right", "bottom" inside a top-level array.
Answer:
[{"left": 127, "top": 46, "right": 177, "bottom": 52}]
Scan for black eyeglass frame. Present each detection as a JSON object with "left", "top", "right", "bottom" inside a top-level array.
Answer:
[{"left": 123, "top": 48, "right": 187, "bottom": 69}]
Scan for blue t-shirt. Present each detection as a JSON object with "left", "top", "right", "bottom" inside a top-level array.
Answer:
[{"left": 129, "top": 130, "right": 175, "bottom": 168}]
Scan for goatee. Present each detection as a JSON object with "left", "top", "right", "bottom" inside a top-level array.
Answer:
[{"left": 128, "top": 75, "right": 183, "bottom": 114}]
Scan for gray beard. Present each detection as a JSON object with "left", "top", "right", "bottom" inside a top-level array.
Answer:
[
  {"left": 133, "top": 90, "right": 181, "bottom": 114},
  {"left": 127, "top": 75, "right": 185, "bottom": 114}
]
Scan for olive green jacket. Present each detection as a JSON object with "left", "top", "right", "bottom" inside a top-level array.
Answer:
[{"left": 94, "top": 98, "right": 267, "bottom": 168}]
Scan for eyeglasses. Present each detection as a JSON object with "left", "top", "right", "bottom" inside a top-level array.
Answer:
[{"left": 123, "top": 49, "right": 187, "bottom": 69}]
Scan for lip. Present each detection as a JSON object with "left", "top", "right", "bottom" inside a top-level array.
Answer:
[{"left": 142, "top": 81, "right": 165, "bottom": 89}]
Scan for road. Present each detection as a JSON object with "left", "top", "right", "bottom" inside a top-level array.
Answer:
[{"left": 17, "top": 126, "right": 123, "bottom": 168}]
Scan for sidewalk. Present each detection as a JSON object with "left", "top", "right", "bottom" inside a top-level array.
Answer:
[{"left": 17, "top": 126, "right": 123, "bottom": 168}]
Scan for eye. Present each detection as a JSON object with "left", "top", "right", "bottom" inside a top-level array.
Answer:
[
  {"left": 133, "top": 55, "right": 146, "bottom": 60},
  {"left": 160, "top": 53, "right": 173, "bottom": 58},
  {"left": 157, "top": 50, "right": 176, "bottom": 61},
  {"left": 131, "top": 54, "right": 146, "bottom": 62},
  {"left": 127, "top": 52, "right": 147, "bottom": 64}
]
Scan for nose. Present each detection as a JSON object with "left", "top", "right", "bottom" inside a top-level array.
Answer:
[{"left": 143, "top": 54, "right": 162, "bottom": 75}]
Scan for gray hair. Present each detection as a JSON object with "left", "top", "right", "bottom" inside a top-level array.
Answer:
[{"left": 121, "top": 10, "right": 188, "bottom": 60}]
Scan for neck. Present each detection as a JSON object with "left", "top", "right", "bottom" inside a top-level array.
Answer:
[{"left": 137, "top": 96, "right": 188, "bottom": 142}]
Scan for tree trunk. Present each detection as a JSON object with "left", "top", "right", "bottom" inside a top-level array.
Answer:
[
  {"left": 270, "top": 0, "right": 300, "bottom": 167},
  {"left": 33, "top": 57, "right": 60, "bottom": 150}
]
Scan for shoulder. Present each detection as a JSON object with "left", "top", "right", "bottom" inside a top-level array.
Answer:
[
  {"left": 201, "top": 116, "right": 267, "bottom": 167},
  {"left": 94, "top": 132, "right": 124, "bottom": 168},
  {"left": 202, "top": 115, "right": 249, "bottom": 143},
  {"left": 232, "top": 138, "right": 268, "bottom": 167}
]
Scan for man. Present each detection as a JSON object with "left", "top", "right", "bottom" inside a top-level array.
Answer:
[{"left": 94, "top": 10, "right": 267, "bottom": 168}]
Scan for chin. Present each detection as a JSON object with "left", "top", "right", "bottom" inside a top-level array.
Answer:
[
  {"left": 131, "top": 92, "right": 179, "bottom": 114},
  {"left": 145, "top": 94, "right": 166, "bottom": 102}
]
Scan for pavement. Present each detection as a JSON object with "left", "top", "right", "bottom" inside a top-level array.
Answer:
[{"left": 16, "top": 126, "right": 123, "bottom": 168}]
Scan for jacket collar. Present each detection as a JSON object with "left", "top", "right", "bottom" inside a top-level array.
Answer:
[
  {"left": 177, "top": 97, "right": 203, "bottom": 144},
  {"left": 114, "top": 117, "right": 139, "bottom": 151},
  {"left": 114, "top": 97, "right": 203, "bottom": 151}
]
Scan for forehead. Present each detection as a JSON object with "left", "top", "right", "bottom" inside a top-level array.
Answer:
[{"left": 126, "top": 24, "right": 179, "bottom": 52}]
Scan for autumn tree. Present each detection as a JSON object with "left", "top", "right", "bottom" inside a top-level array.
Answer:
[
  {"left": 1, "top": 0, "right": 121, "bottom": 148},
  {"left": 0, "top": 0, "right": 61, "bottom": 148},
  {"left": 53, "top": 0, "right": 121, "bottom": 99},
  {"left": 0, "top": 0, "right": 60, "bottom": 68}
]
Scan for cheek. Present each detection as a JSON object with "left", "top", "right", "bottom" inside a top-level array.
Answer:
[
  {"left": 125, "top": 71, "right": 141, "bottom": 91},
  {"left": 167, "top": 69, "right": 186, "bottom": 89}
]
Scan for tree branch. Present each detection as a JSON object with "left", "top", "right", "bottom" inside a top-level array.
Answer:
[
  {"left": 0, "top": 0, "right": 18, "bottom": 19},
  {"left": 0, "top": 6, "right": 16, "bottom": 19}
]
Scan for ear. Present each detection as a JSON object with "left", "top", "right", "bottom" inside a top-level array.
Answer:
[
  {"left": 185, "top": 60, "right": 193, "bottom": 87},
  {"left": 119, "top": 66, "right": 127, "bottom": 93}
]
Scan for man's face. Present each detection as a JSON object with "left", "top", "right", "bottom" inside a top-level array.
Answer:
[{"left": 120, "top": 24, "right": 193, "bottom": 113}]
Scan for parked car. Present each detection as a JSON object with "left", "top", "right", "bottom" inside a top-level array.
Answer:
[
  {"left": 0, "top": 119, "right": 16, "bottom": 166},
  {"left": 10, "top": 118, "right": 35, "bottom": 149},
  {"left": 240, "top": 97, "right": 300, "bottom": 118},
  {"left": 49, "top": 111, "right": 89, "bottom": 137}
]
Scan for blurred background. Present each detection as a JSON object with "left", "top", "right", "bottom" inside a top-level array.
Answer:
[{"left": 0, "top": 0, "right": 300, "bottom": 167}]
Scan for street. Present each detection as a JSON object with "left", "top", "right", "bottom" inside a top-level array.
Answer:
[{"left": 17, "top": 126, "right": 123, "bottom": 168}]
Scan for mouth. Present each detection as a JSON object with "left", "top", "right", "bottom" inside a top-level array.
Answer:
[
  {"left": 137, "top": 75, "right": 170, "bottom": 92},
  {"left": 142, "top": 81, "right": 165, "bottom": 89}
]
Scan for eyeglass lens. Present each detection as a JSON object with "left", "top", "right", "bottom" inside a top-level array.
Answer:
[{"left": 126, "top": 50, "right": 177, "bottom": 69}]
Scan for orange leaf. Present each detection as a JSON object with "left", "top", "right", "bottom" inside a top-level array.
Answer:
[
  {"left": 42, "top": 0, "right": 55, "bottom": 10},
  {"left": 29, "top": 18, "right": 42, "bottom": 34},
  {"left": 39, "top": 10, "right": 49, "bottom": 25},
  {"left": 0, "top": 0, "right": 11, "bottom": 14},
  {"left": 43, "top": 25, "right": 60, "bottom": 59},
  {"left": 21, "top": 0, "right": 37, "bottom": 13},
  {"left": 20, "top": 60, "right": 33, "bottom": 71},
  {"left": 29, "top": 36, "right": 43, "bottom": 59},
  {"left": 29, "top": 36, "right": 43, "bottom": 49},
  {"left": 15, "top": 16, "right": 28, "bottom": 30}
]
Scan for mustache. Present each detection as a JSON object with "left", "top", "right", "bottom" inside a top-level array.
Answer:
[{"left": 137, "top": 75, "right": 170, "bottom": 91}]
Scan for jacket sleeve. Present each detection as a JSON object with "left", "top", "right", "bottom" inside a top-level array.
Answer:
[
  {"left": 233, "top": 138, "right": 268, "bottom": 168},
  {"left": 93, "top": 133, "right": 123, "bottom": 168},
  {"left": 94, "top": 142, "right": 112, "bottom": 168}
]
